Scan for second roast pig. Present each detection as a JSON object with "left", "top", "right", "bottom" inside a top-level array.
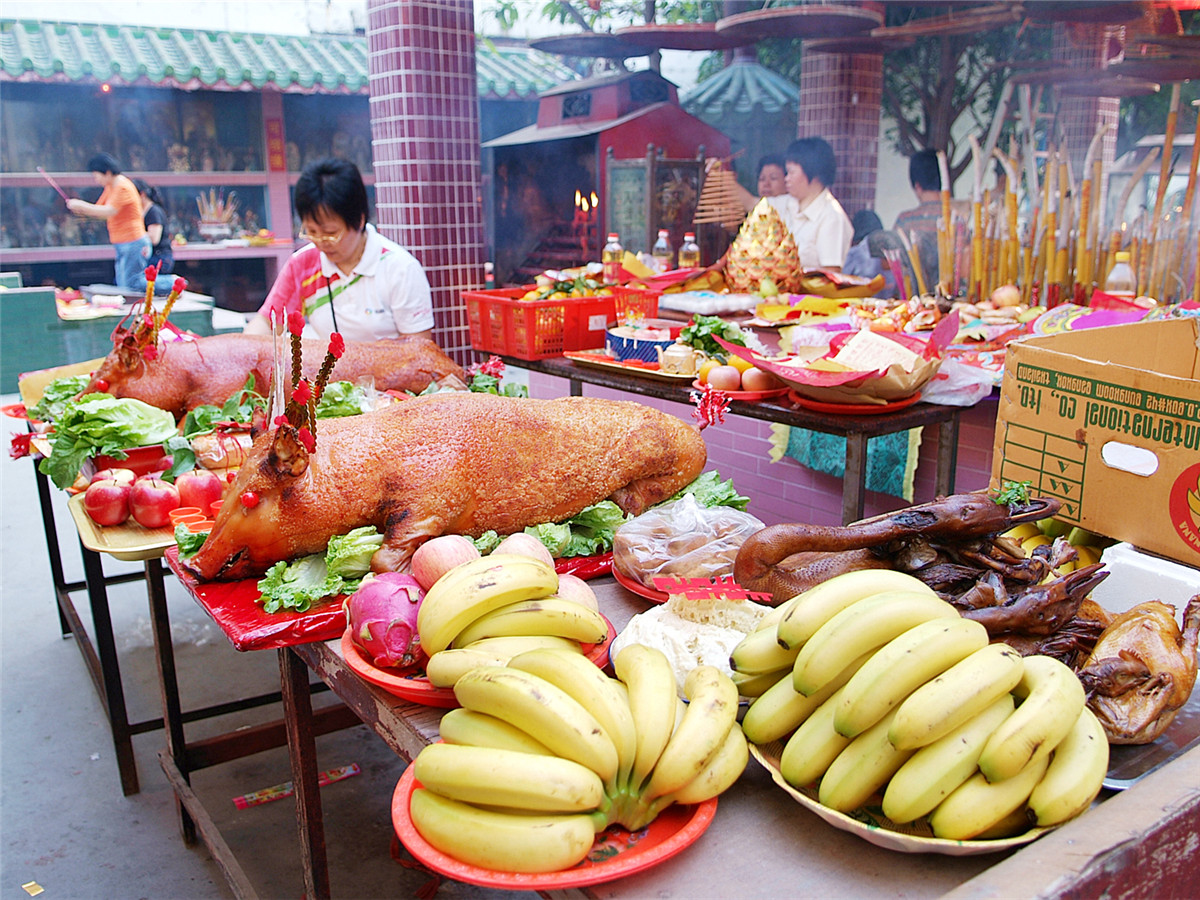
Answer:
[{"left": 184, "top": 392, "right": 708, "bottom": 581}]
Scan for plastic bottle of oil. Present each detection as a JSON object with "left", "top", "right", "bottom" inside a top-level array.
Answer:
[
  {"left": 602, "top": 232, "right": 624, "bottom": 283},
  {"left": 1103, "top": 251, "right": 1136, "bottom": 298},
  {"left": 651, "top": 229, "right": 674, "bottom": 273},
  {"left": 678, "top": 231, "right": 701, "bottom": 268}
]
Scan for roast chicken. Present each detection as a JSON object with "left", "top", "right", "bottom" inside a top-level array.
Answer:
[{"left": 1078, "top": 596, "right": 1200, "bottom": 744}]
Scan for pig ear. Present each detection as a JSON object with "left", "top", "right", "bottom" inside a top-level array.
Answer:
[
  {"left": 268, "top": 425, "right": 309, "bottom": 478},
  {"left": 116, "top": 335, "right": 142, "bottom": 372}
]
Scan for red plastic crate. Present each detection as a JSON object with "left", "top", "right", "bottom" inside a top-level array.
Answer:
[{"left": 462, "top": 285, "right": 659, "bottom": 360}]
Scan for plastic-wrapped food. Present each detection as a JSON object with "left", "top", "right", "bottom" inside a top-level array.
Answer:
[{"left": 612, "top": 494, "right": 764, "bottom": 591}]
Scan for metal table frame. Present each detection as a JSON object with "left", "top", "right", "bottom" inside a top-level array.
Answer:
[{"left": 504, "top": 355, "right": 962, "bottom": 525}]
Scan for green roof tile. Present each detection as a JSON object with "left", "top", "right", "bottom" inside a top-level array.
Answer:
[{"left": 0, "top": 19, "right": 576, "bottom": 98}]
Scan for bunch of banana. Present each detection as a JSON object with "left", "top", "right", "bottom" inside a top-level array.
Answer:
[
  {"left": 1002, "top": 520, "right": 1103, "bottom": 570},
  {"left": 732, "top": 570, "right": 1108, "bottom": 840},
  {"left": 407, "top": 645, "right": 748, "bottom": 874},
  {"left": 416, "top": 554, "right": 609, "bottom": 688}
]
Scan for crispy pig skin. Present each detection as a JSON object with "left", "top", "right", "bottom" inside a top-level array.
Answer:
[
  {"left": 83, "top": 333, "right": 465, "bottom": 419},
  {"left": 184, "top": 392, "right": 707, "bottom": 581}
]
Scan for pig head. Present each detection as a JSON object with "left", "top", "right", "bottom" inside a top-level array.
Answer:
[
  {"left": 83, "top": 331, "right": 466, "bottom": 420},
  {"left": 184, "top": 392, "right": 707, "bottom": 581}
]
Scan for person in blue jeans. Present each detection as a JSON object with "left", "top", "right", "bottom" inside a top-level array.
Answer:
[{"left": 67, "top": 153, "right": 150, "bottom": 292}]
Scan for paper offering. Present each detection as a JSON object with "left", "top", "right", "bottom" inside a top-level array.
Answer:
[{"left": 830, "top": 329, "right": 923, "bottom": 373}]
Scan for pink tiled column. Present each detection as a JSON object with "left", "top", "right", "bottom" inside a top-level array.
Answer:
[
  {"left": 367, "top": 0, "right": 483, "bottom": 366},
  {"left": 796, "top": 48, "right": 883, "bottom": 220}
]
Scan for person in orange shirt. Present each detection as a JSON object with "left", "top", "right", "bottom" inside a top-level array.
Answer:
[{"left": 67, "top": 153, "right": 150, "bottom": 292}]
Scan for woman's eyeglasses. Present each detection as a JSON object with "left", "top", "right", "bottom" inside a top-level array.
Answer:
[{"left": 299, "top": 229, "right": 345, "bottom": 247}]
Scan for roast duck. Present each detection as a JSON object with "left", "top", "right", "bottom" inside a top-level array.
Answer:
[
  {"left": 82, "top": 329, "right": 467, "bottom": 420},
  {"left": 1078, "top": 596, "right": 1200, "bottom": 744},
  {"left": 184, "top": 392, "right": 707, "bottom": 582},
  {"left": 734, "top": 491, "right": 1110, "bottom": 653}
]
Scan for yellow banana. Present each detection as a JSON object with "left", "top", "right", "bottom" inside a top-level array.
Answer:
[
  {"left": 741, "top": 651, "right": 871, "bottom": 746},
  {"left": 409, "top": 788, "right": 598, "bottom": 874},
  {"left": 452, "top": 596, "right": 608, "bottom": 647},
  {"left": 669, "top": 723, "right": 749, "bottom": 805},
  {"left": 978, "top": 654, "right": 1086, "bottom": 783},
  {"left": 882, "top": 693, "right": 1015, "bottom": 824},
  {"left": 437, "top": 708, "right": 553, "bottom": 756},
  {"left": 412, "top": 743, "right": 605, "bottom": 812},
  {"left": 453, "top": 666, "right": 618, "bottom": 784},
  {"left": 1027, "top": 707, "right": 1109, "bottom": 826},
  {"left": 507, "top": 647, "right": 638, "bottom": 790},
  {"left": 418, "top": 554, "right": 559, "bottom": 655},
  {"left": 778, "top": 685, "right": 852, "bottom": 789},
  {"left": 776, "top": 569, "right": 937, "bottom": 650},
  {"left": 888, "top": 643, "right": 1024, "bottom": 751},
  {"left": 818, "top": 707, "right": 915, "bottom": 813},
  {"left": 974, "top": 805, "right": 1032, "bottom": 839},
  {"left": 730, "top": 626, "right": 800, "bottom": 676},
  {"left": 1188, "top": 489, "right": 1200, "bottom": 518},
  {"left": 613, "top": 644, "right": 678, "bottom": 793},
  {"left": 428, "top": 635, "right": 582, "bottom": 687},
  {"left": 461, "top": 634, "right": 581, "bottom": 656},
  {"left": 425, "top": 647, "right": 513, "bottom": 688},
  {"left": 929, "top": 754, "right": 1050, "bottom": 841},
  {"left": 834, "top": 617, "right": 990, "bottom": 738},
  {"left": 792, "top": 590, "right": 959, "bottom": 696},
  {"left": 732, "top": 668, "right": 787, "bottom": 699},
  {"left": 753, "top": 593, "right": 803, "bottom": 633},
  {"left": 642, "top": 666, "right": 739, "bottom": 802}
]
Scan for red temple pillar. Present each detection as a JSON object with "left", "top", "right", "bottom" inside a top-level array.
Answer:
[{"left": 366, "top": 0, "right": 483, "bottom": 366}]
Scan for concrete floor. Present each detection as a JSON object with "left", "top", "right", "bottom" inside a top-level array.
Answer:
[{"left": 0, "top": 396, "right": 530, "bottom": 899}]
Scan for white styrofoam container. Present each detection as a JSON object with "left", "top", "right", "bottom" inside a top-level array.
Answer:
[{"left": 1091, "top": 542, "right": 1200, "bottom": 624}]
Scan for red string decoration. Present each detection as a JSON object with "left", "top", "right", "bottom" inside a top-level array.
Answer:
[
  {"left": 9, "top": 433, "right": 32, "bottom": 459},
  {"left": 690, "top": 383, "right": 730, "bottom": 430}
]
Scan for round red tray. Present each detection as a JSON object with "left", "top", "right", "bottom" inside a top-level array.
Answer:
[
  {"left": 341, "top": 615, "right": 616, "bottom": 707},
  {"left": 786, "top": 390, "right": 921, "bottom": 415},
  {"left": 691, "top": 380, "right": 789, "bottom": 401},
  {"left": 612, "top": 566, "right": 670, "bottom": 604},
  {"left": 392, "top": 767, "right": 717, "bottom": 889}
]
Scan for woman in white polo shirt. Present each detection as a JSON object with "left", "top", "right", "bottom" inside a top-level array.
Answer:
[
  {"left": 245, "top": 157, "right": 433, "bottom": 341},
  {"left": 764, "top": 137, "right": 854, "bottom": 272}
]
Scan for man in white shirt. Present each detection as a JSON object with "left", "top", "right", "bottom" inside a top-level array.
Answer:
[{"left": 764, "top": 137, "right": 854, "bottom": 271}]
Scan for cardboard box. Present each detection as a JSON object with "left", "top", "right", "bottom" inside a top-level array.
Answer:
[{"left": 991, "top": 318, "right": 1200, "bottom": 568}]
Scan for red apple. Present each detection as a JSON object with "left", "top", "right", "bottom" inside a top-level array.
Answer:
[
  {"left": 84, "top": 478, "right": 132, "bottom": 526},
  {"left": 152, "top": 454, "right": 174, "bottom": 473},
  {"left": 175, "top": 468, "right": 225, "bottom": 512},
  {"left": 92, "top": 467, "right": 136, "bottom": 488},
  {"left": 129, "top": 475, "right": 181, "bottom": 528}
]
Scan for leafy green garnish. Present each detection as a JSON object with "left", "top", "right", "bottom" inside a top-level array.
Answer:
[
  {"left": 315, "top": 381, "right": 369, "bottom": 418},
  {"left": 519, "top": 501, "right": 629, "bottom": 559},
  {"left": 679, "top": 315, "right": 748, "bottom": 358},
  {"left": 995, "top": 480, "right": 1033, "bottom": 506},
  {"left": 174, "top": 525, "right": 208, "bottom": 559},
  {"left": 473, "top": 530, "right": 502, "bottom": 554},
  {"left": 38, "top": 394, "right": 178, "bottom": 489},
  {"left": 28, "top": 375, "right": 91, "bottom": 423},
  {"left": 468, "top": 373, "right": 528, "bottom": 398},
  {"left": 668, "top": 471, "right": 750, "bottom": 511},
  {"left": 181, "top": 375, "right": 265, "bottom": 438},
  {"left": 256, "top": 526, "right": 384, "bottom": 613}
]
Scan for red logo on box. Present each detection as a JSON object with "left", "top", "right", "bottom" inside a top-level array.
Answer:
[{"left": 1168, "top": 461, "right": 1200, "bottom": 557}]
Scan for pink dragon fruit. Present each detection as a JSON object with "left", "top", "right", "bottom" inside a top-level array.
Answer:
[{"left": 343, "top": 573, "right": 424, "bottom": 669}]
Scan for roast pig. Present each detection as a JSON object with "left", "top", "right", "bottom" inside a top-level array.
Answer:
[
  {"left": 184, "top": 392, "right": 708, "bottom": 581},
  {"left": 83, "top": 331, "right": 466, "bottom": 419}
]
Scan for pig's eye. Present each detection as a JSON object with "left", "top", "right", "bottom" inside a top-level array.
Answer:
[
  {"left": 240, "top": 491, "right": 260, "bottom": 508},
  {"left": 94, "top": 379, "right": 109, "bottom": 391}
]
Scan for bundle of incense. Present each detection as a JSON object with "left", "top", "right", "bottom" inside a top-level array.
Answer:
[
  {"left": 936, "top": 151, "right": 952, "bottom": 290},
  {"left": 232, "top": 764, "right": 360, "bottom": 810},
  {"left": 896, "top": 228, "right": 927, "bottom": 296},
  {"left": 157, "top": 276, "right": 188, "bottom": 328},
  {"left": 1145, "top": 84, "right": 1181, "bottom": 297}
]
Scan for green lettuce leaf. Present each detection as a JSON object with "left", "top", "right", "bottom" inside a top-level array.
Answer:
[
  {"left": 38, "top": 394, "right": 178, "bottom": 489},
  {"left": 258, "top": 554, "right": 331, "bottom": 614},
  {"left": 173, "top": 525, "right": 208, "bottom": 559},
  {"left": 325, "top": 526, "right": 384, "bottom": 579},
  {"left": 473, "top": 530, "right": 501, "bottom": 554},
  {"left": 28, "top": 375, "right": 91, "bottom": 423},
  {"left": 315, "top": 381, "right": 369, "bottom": 419},
  {"left": 679, "top": 315, "right": 748, "bottom": 358},
  {"left": 525, "top": 522, "right": 571, "bottom": 557},
  {"left": 668, "top": 471, "right": 750, "bottom": 511},
  {"left": 521, "top": 501, "right": 629, "bottom": 559}
]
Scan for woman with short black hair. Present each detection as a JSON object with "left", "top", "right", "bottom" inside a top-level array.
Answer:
[
  {"left": 134, "top": 179, "right": 173, "bottom": 289},
  {"left": 66, "top": 153, "right": 150, "bottom": 291},
  {"left": 244, "top": 157, "right": 433, "bottom": 341}
]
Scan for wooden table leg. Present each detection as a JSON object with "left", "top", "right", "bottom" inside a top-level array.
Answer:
[
  {"left": 145, "top": 557, "right": 196, "bottom": 844},
  {"left": 33, "top": 462, "right": 72, "bottom": 636},
  {"left": 936, "top": 411, "right": 961, "bottom": 498},
  {"left": 80, "top": 542, "right": 140, "bottom": 796},
  {"left": 842, "top": 433, "right": 868, "bottom": 525},
  {"left": 279, "top": 647, "right": 330, "bottom": 900}
]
